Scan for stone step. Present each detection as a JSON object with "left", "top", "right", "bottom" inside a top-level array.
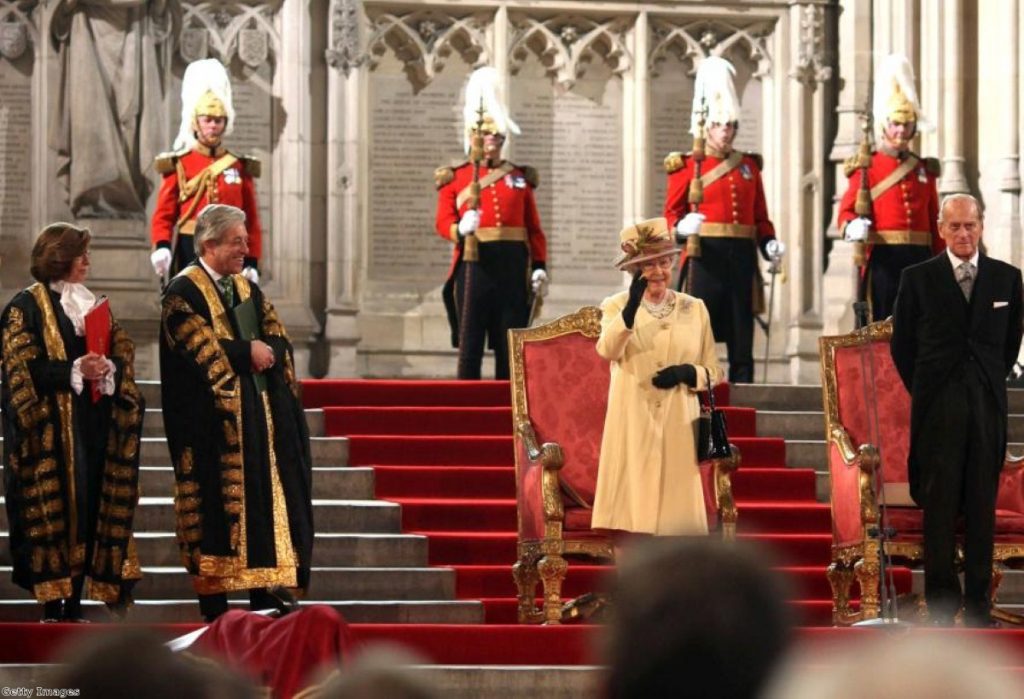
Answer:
[
  {"left": 910, "top": 568, "right": 1024, "bottom": 605},
  {"left": 0, "top": 598, "right": 483, "bottom": 624},
  {"left": 733, "top": 383, "right": 1024, "bottom": 414},
  {"left": 757, "top": 411, "right": 825, "bottom": 440},
  {"left": 0, "top": 566, "right": 457, "bottom": 601},
  {"left": 0, "top": 663, "right": 601, "bottom": 698},
  {"left": 0, "top": 498, "right": 402, "bottom": 534},
  {"left": 788, "top": 440, "right": 1024, "bottom": 471},
  {"left": 0, "top": 532, "right": 430, "bottom": 568},
  {"left": 410, "top": 665, "right": 601, "bottom": 699},
  {"left": 140, "top": 408, "right": 325, "bottom": 438}
]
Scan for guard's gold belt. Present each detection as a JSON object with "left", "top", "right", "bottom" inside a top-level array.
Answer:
[
  {"left": 475, "top": 226, "right": 527, "bottom": 243},
  {"left": 699, "top": 223, "right": 756, "bottom": 239},
  {"left": 178, "top": 220, "right": 197, "bottom": 235},
  {"left": 869, "top": 229, "right": 931, "bottom": 246}
]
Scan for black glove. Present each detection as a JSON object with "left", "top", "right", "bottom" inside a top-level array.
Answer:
[
  {"left": 652, "top": 364, "right": 698, "bottom": 390},
  {"left": 622, "top": 271, "right": 648, "bottom": 329}
]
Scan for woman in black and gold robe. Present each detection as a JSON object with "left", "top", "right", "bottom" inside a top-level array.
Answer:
[{"left": 1, "top": 223, "right": 144, "bottom": 621}]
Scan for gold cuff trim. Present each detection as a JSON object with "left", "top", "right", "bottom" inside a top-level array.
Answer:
[
  {"left": 698, "top": 223, "right": 756, "bottom": 239},
  {"left": 476, "top": 226, "right": 527, "bottom": 243},
  {"left": 869, "top": 229, "right": 931, "bottom": 246},
  {"left": 178, "top": 220, "right": 196, "bottom": 235},
  {"left": 449, "top": 223, "right": 459, "bottom": 243}
]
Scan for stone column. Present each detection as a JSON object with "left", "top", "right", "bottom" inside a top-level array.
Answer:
[
  {"left": 323, "top": 0, "right": 366, "bottom": 376},
  {"left": 783, "top": 2, "right": 835, "bottom": 384},
  {"left": 822, "top": 0, "right": 873, "bottom": 337}
]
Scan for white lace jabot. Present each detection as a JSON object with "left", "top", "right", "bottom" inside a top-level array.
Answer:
[{"left": 48, "top": 281, "right": 96, "bottom": 337}]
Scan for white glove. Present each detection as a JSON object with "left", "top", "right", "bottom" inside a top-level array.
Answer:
[
  {"left": 675, "top": 212, "right": 706, "bottom": 239},
  {"left": 241, "top": 266, "right": 260, "bottom": 285},
  {"left": 458, "top": 210, "right": 480, "bottom": 237},
  {"left": 765, "top": 239, "right": 786, "bottom": 259},
  {"left": 150, "top": 248, "right": 172, "bottom": 276},
  {"left": 844, "top": 217, "right": 871, "bottom": 243},
  {"left": 531, "top": 269, "right": 549, "bottom": 297}
]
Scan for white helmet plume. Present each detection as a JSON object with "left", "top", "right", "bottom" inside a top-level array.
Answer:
[
  {"left": 873, "top": 54, "right": 932, "bottom": 135},
  {"left": 173, "top": 59, "right": 236, "bottom": 151},
  {"left": 691, "top": 57, "right": 741, "bottom": 137},
  {"left": 462, "top": 67, "right": 521, "bottom": 153}
]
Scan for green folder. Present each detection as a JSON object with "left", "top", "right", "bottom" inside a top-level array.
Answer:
[{"left": 232, "top": 297, "right": 267, "bottom": 393}]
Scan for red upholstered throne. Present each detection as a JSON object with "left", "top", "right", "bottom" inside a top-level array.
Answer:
[
  {"left": 820, "top": 319, "right": 1024, "bottom": 625},
  {"left": 508, "top": 306, "right": 740, "bottom": 625}
]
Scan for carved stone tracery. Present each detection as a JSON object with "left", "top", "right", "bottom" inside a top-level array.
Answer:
[
  {"left": 365, "top": 10, "right": 490, "bottom": 93},
  {"left": 325, "top": 0, "right": 364, "bottom": 76},
  {"left": 179, "top": 1, "right": 281, "bottom": 67},
  {"left": 0, "top": 0, "right": 37, "bottom": 61},
  {"left": 648, "top": 18, "right": 774, "bottom": 78},
  {"left": 509, "top": 14, "right": 631, "bottom": 89},
  {"left": 791, "top": 3, "right": 832, "bottom": 86}
]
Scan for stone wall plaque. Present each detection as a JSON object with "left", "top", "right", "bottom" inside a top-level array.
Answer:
[
  {"left": 367, "top": 53, "right": 467, "bottom": 283},
  {"left": 511, "top": 57, "right": 623, "bottom": 288},
  {"left": 0, "top": 53, "right": 34, "bottom": 288}
]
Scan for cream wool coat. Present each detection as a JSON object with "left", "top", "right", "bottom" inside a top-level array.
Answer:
[{"left": 592, "top": 290, "right": 723, "bottom": 535}]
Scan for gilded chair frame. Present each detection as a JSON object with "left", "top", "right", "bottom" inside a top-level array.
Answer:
[
  {"left": 509, "top": 305, "right": 739, "bottom": 625},
  {"left": 819, "top": 318, "right": 1024, "bottom": 625}
]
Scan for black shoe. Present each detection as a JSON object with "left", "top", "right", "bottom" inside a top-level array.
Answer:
[
  {"left": 251, "top": 586, "right": 298, "bottom": 616},
  {"left": 41, "top": 599, "right": 63, "bottom": 623}
]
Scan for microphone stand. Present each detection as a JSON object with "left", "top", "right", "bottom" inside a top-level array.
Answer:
[{"left": 852, "top": 301, "right": 912, "bottom": 628}]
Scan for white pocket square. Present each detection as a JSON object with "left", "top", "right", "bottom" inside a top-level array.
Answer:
[{"left": 994, "top": 301, "right": 1010, "bottom": 308}]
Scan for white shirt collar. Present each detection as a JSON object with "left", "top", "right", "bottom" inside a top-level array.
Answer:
[
  {"left": 946, "top": 247, "right": 979, "bottom": 271},
  {"left": 199, "top": 257, "right": 223, "bottom": 283}
]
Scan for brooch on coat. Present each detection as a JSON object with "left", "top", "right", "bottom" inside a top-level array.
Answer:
[{"left": 223, "top": 168, "right": 241, "bottom": 185}]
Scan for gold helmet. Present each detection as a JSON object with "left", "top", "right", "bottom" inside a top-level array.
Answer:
[
  {"left": 462, "top": 67, "right": 520, "bottom": 153},
  {"left": 873, "top": 54, "right": 932, "bottom": 135},
  {"left": 173, "top": 59, "right": 235, "bottom": 151}
]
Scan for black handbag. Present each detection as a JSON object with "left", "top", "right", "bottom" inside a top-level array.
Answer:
[{"left": 697, "top": 367, "right": 731, "bottom": 461}]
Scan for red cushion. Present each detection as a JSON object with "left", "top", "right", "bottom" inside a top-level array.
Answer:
[
  {"left": 564, "top": 506, "right": 593, "bottom": 531},
  {"left": 834, "top": 341, "right": 911, "bottom": 486},
  {"left": 522, "top": 335, "right": 610, "bottom": 507}
]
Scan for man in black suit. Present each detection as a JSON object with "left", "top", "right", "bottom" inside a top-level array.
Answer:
[{"left": 891, "top": 193, "right": 1024, "bottom": 625}]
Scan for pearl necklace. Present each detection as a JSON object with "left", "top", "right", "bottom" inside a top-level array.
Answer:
[{"left": 642, "top": 293, "right": 675, "bottom": 319}]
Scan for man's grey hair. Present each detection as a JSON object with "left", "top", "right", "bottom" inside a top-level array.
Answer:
[
  {"left": 194, "top": 204, "right": 247, "bottom": 255},
  {"left": 938, "top": 193, "right": 984, "bottom": 223}
]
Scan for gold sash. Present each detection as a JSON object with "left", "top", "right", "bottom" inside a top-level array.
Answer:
[
  {"left": 869, "top": 156, "right": 919, "bottom": 201},
  {"left": 700, "top": 151, "right": 744, "bottom": 188},
  {"left": 455, "top": 163, "right": 516, "bottom": 209}
]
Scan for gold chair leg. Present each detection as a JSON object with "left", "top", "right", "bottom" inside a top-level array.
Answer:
[
  {"left": 512, "top": 557, "right": 541, "bottom": 623},
  {"left": 827, "top": 561, "right": 856, "bottom": 625},
  {"left": 537, "top": 554, "right": 568, "bottom": 625},
  {"left": 854, "top": 555, "right": 881, "bottom": 621}
]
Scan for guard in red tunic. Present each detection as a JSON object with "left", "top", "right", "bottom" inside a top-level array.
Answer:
[
  {"left": 435, "top": 67, "right": 548, "bottom": 380},
  {"left": 149, "top": 59, "right": 263, "bottom": 285},
  {"left": 663, "top": 57, "right": 781, "bottom": 383},
  {"left": 837, "top": 53, "right": 942, "bottom": 322}
]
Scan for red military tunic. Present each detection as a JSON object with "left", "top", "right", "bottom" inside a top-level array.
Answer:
[
  {"left": 434, "top": 160, "right": 547, "bottom": 279},
  {"left": 663, "top": 149, "right": 775, "bottom": 270},
  {"left": 836, "top": 149, "right": 943, "bottom": 271},
  {"left": 151, "top": 143, "right": 263, "bottom": 264}
]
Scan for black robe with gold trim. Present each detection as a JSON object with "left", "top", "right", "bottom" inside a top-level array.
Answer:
[
  {"left": 1, "top": 284, "right": 143, "bottom": 604},
  {"left": 159, "top": 263, "right": 313, "bottom": 595}
]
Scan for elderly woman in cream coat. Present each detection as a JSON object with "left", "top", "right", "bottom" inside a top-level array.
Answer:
[{"left": 592, "top": 217, "right": 723, "bottom": 538}]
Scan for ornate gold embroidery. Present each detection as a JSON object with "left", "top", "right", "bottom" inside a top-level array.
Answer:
[{"left": 34, "top": 578, "right": 72, "bottom": 603}]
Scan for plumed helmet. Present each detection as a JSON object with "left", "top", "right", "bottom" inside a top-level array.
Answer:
[
  {"left": 174, "top": 59, "right": 235, "bottom": 151},
  {"left": 873, "top": 54, "right": 932, "bottom": 135},
  {"left": 691, "top": 57, "right": 741, "bottom": 136},
  {"left": 462, "top": 67, "right": 521, "bottom": 153}
]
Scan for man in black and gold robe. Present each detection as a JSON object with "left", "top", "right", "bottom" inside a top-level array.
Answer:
[
  {"left": 159, "top": 204, "right": 313, "bottom": 621},
  {"left": 1, "top": 222, "right": 144, "bottom": 620}
]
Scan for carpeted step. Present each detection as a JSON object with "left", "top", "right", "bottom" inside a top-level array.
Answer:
[
  {"left": 731, "top": 468, "right": 817, "bottom": 501},
  {"left": 323, "top": 405, "right": 757, "bottom": 438},
  {"left": 454, "top": 565, "right": 611, "bottom": 599},
  {"left": 739, "top": 533, "right": 834, "bottom": 567},
  {"left": 389, "top": 498, "right": 518, "bottom": 531},
  {"left": 375, "top": 466, "right": 516, "bottom": 499},
  {"left": 734, "top": 502, "right": 833, "bottom": 534},
  {"left": 325, "top": 406, "right": 514, "bottom": 436},
  {"left": 302, "top": 380, "right": 513, "bottom": 408},
  {"left": 349, "top": 435, "right": 785, "bottom": 468}
]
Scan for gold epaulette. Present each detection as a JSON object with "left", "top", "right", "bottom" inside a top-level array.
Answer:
[
  {"left": 664, "top": 151, "right": 687, "bottom": 174},
  {"left": 843, "top": 153, "right": 865, "bottom": 178},
  {"left": 745, "top": 152, "right": 764, "bottom": 171},
  {"left": 923, "top": 156, "right": 941, "bottom": 177},
  {"left": 237, "top": 154, "right": 262, "bottom": 178},
  {"left": 434, "top": 166, "right": 455, "bottom": 189},
  {"left": 154, "top": 149, "right": 188, "bottom": 175},
  {"left": 519, "top": 165, "right": 539, "bottom": 188}
]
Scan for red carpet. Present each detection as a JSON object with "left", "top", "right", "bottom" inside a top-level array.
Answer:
[{"left": 302, "top": 378, "right": 906, "bottom": 625}]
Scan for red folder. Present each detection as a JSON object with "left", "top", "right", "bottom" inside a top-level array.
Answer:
[{"left": 84, "top": 297, "right": 111, "bottom": 403}]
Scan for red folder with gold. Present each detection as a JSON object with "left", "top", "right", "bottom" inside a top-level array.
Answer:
[{"left": 84, "top": 297, "right": 110, "bottom": 403}]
